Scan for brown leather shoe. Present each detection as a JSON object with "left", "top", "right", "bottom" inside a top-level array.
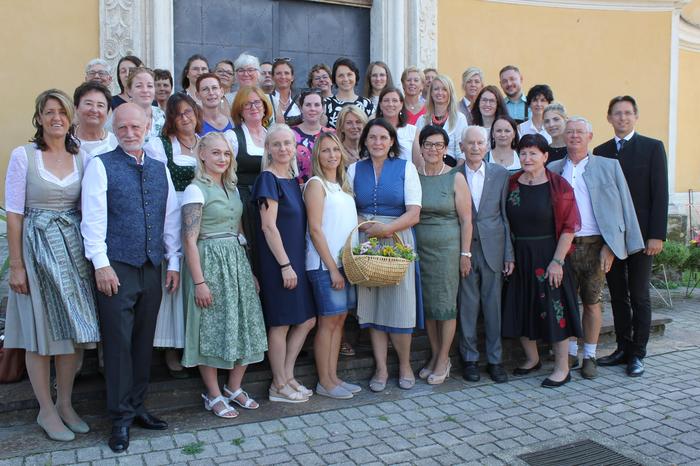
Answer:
[{"left": 581, "top": 357, "right": 598, "bottom": 379}]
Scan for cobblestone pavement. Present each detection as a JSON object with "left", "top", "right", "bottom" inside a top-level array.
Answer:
[{"left": 1, "top": 299, "right": 698, "bottom": 466}]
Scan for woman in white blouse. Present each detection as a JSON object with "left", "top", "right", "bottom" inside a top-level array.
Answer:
[
  {"left": 126, "top": 67, "right": 165, "bottom": 143},
  {"left": 487, "top": 115, "right": 522, "bottom": 173},
  {"left": 374, "top": 87, "right": 416, "bottom": 162},
  {"left": 412, "top": 75, "right": 468, "bottom": 169},
  {"left": 73, "top": 82, "right": 118, "bottom": 159},
  {"left": 4, "top": 90, "right": 99, "bottom": 441},
  {"left": 517, "top": 84, "right": 554, "bottom": 143}
]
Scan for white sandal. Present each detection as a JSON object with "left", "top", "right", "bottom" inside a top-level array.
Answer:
[
  {"left": 269, "top": 383, "right": 309, "bottom": 403},
  {"left": 223, "top": 385, "right": 259, "bottom": 410},
  {"left": 202, "top": 393, "right": 238, "bottom": 418}
]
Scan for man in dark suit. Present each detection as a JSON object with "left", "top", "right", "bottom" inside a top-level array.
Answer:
[{"left": 592, "top": 95, "right": 668, "bottom": 377}]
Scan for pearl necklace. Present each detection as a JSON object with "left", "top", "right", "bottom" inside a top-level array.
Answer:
[{"left": 423, "top": 162, "right": 446, "bottom": 176}]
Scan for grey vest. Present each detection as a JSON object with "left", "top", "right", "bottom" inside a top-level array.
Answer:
[{"left": 98, "top": 146, "right": 169, "bottom": 267}]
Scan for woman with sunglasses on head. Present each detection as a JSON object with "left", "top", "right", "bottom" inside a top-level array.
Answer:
[
  {"left": 375, "top": 87, "right": 416, "bottom": 161},
  {"left": 325, "top": 57, "right": 373, "bottom": 129},
  {"left": 144, "top": 93, "right": 203, "bottom": 378},
  {"left": 270, "top": 59, "right": 301, "bottom": 125},
  {"left": 292, "top": 89, "right": 332, "bottom": 184}
]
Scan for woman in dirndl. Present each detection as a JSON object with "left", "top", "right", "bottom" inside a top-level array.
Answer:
[
  {"left": 346, "top": 118, "right": 423, "bottom": 392},
  {"left": 4, "top": 89, "right": 100, "bottom": 441}
]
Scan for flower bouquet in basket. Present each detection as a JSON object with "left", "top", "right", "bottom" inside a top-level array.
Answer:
[{"left": 341, "top": 221, "right": 417, "bottom": 288}]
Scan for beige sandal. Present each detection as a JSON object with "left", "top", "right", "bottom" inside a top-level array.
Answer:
[{"left": 269, "top": 384, "right": 309, "bottom": 403}]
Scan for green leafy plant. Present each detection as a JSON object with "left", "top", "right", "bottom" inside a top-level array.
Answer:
[
  {"left": 378, "top": 415, "right": 388, "bottom": 422},
  {"left": 352, "top": 237, "right": 417, "bottom": 261},
  {"left": 181, "top": 441, "right": 205, "bottom": 455},
  {"left": 231, "top": 437, "right": 245, "bottom": 446}
]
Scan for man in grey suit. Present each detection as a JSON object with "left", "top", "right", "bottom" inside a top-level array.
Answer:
[
  {"left": 458, "top": 126, "right": 514, "bottom": 383},
  {"left": 548, "top": 117, "right": 644, "bottom": 379}
]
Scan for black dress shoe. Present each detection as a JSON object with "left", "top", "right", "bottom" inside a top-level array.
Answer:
[
  {"left": 487, "top": 364, "right": 508, "bottom": 384},
  {"left": 134, "top": 412, "right": 168, "bottom": 430},
  {"left": 626, "top": 356, "right": 645, "bottom": 377},
  {"left": 598, "top": 349, "right": 628, "bottom": 366},
  {"left": 462, "top": 361, "right": 480, "bottom": 382},
  {"left": 513, "top": 360, "right": 542, "bottom": 376},
  {"left": 541, "top": 372, "right": 571, "bottom": 388},
  {"left": 108, "top": 426, "right": 129, "bottom": 453}
]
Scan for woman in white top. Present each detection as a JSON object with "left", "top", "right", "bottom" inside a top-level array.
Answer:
[
  {"left": 73, "top": 82, "right": 118, "bottom": 159},
  {"left": 517, "top": 84, "right": 554, "bottom": 143},
  {"left": 487, "top": 115, "right": 522, "bottom": 173},
  {"left": 144, "top": 93, "right": 202, "bottom": 377},
  {"left": 126, "top": 67, "right": 165, "bottom": 143},
  {"left": 374, "top": 87, "right": 416, "bottom": 162},
  {"left": 412, "top": 75, "right": 467, "bottom": 169},
  {"left": 5, "top": 90, "right": 99, "bottom": 441},
  {"left": 363, "top": 61, "right": 393, "bottom": 111},
  {"left": 270, "top": 59, "right": 301, "bottom": 125},
  {"left": 304, "top": 132, "right": 361, "bottom": 399}
]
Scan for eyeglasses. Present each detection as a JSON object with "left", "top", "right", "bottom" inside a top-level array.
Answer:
[
  {"left": 422, "top": 142, "right": 445, "bottom": 150},
  {"left": 480, "top": 98, "right": 497, "bottom": 105},
  {"left": 274, "top": 57, "right": 292, "bottom": 63},
  {"left": 215, "top": 69, "right": 234, "bottom": 77},
  {"left": 236, "top": 68, "right": 258, "bottom": 75},
  {"left": 87, "top": 70, "right": 110, "bottom": 78},
  {"left": 243, "top": 100, "right": 264, "bottom": 110},
  {"left": 176, "top": 109, "right": 195, "bottom": 119}
]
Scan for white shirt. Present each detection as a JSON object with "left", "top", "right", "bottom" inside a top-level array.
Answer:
[
  {"left": 346, "top": 160, "right": 422, "bottom": 207},
  {"left": 486, "top": 150, "right": 521, "bottom": 172},
  {"left": 80, "top": 148, "right": 182, "bottom": 271},
  {"left": 78, "top": 132, "right": 119, "bottom": 160},
  {"left": 270, "top": 90, "right": 301, "bottom": 121},
  {"left": 224, "top": 123, "right": 265, "bottom": 159},
  {"left": 614, "top": 130, "right": 635, "bottom": 151},
  {"left": 5, "top": 146, "right": 89, "bottom": 214},
  {"left": 415, "top": 112, "right": 468, "bottom": 161},
  {"left": 465, "top": 161, "right": 486, "bottom": 212},
  {"left": 561, "top": 156, "right": 600, "bottom": 237},
  {"left": 518, "top": 119, "right": 552, "bottom": 144},
  {"left": 144, "top": 136, "right": 198, "bottom": 203},
  {"left": 396, "top": 124, "right": 417, "bottom": 161}
]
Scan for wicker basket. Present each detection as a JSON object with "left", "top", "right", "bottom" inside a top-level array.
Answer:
[{"left": 341, "top": 221, "right": 411, "bottom": 287}]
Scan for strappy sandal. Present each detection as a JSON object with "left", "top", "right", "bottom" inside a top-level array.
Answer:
[
  {"left": 269, "top": 383, "right": 309, "bottom": 403},
  {"left": 339, "top": 342, "right": 356, "bottom": 356},
  {"left": 202, "top": 393, "right": 238, "bottom": 418},
  {"left": 288, "top": 379, "right": 313, "bottom": 397},
  {"left": 223, "top": 385, "right": 259, "bottom": 410}
]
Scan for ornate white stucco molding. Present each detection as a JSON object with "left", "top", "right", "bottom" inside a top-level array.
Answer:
[
  {"left": 408, "top": 0, "right": 438, "bottom": 69},
  {"left": 99, "top": 0, "right": 173, "bottom": 78},
  {"left": 680, "top": 17, "right": 700, "bottom": 51},
  {"left": 487, "top": 0, "right": 689, "bottom": 12}
]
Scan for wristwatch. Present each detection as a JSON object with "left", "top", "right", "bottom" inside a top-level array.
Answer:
[{"left": 460, "top": 251, "right": 472, "bottom": 258}]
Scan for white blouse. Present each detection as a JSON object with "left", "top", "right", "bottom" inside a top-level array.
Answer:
[
  {"left": 415, "top": 112, "right": 468, "bottom": 161},
  {"left": 5, "top": 146, "right": 89, "bottom": 214},
  {"left": 346, "top": 160, "right": 422, "bottom": 207},
  {"left": 78, "top": 132, "right": 119, "bottom": 160},
  {"left": 486, "top": 150, "right": 522, "bottom": 171},
  {"left": 144, "top": 136, "right": 198, "bottom": 168},
  {"left": 396, "top": 124, "right": 417, "bottom": 161},
  {"left": 224, "top": 124, "right": 265, "bottom": 158}
]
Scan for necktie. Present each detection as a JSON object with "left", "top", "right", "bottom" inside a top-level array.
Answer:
[{"left": 617, "top": 139, "right": 626, "bottom": 152}]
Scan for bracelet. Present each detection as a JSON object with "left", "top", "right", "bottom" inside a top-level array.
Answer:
[
  {"left": 280, "top": 263, "right": 291, "bottom": 270},
  {"left": 460, "top": 251, "right": 472, "bottom": 258},
  {"left": 551, "top": 258, "right": 565, "bottom": 266},
  {"left": 194, "top": 281, "right": 206, "bottom": 286}
]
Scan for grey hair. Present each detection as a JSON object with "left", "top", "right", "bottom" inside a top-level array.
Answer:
[
  {"left": 261, "top": 123, "right": 299, "bottom": 177},
  {"left": 566, "top": 116, "right": 593, "bottom": 133},
  {"left": 461, "top": 66, "right": 484, "bottom": 86},
  {"left": 462, "top": 125, "right": 489, "bottom": 143},
  {"left": 234, "top": 52, "right": 260, "bottom": 72},
  {"left": 85, "top": 58, "right": 110, "bottom": 73}
]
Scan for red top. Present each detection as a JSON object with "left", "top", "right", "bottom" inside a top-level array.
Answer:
[{"left": 406, "top": 106, "right": 426, "bottom": 126}]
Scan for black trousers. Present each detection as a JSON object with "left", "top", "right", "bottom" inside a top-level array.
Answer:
[
  {"left": 605, "top": 251, "right": 653, "bottom": 358},
  {"left": 97, "top": 261, "right": 162, "bottom": 427}
]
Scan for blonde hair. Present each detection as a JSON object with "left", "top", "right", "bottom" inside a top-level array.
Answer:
[
  {"left": 336, "top": 105, "right": 368, "bottom": 142},
  {"left": 261, "top": 124, "right": 299, "bottom": 177},
  {"left": 544, "top": 102, "right": 567, "bottom": 120},
  {"left": 400, "top": 66, "right": 425, "bottom": 85},
  {"left": 461, "top": 67, "right": 484, "bottom": 87},
  {"left": 311, "top": 132, "right": 353, "bottom": 195},
  {"left": 194, "top": 132, "right": 238, "bottom": 189},
  {"left": 424, "top": 74, "right": 459, "bottom": 132}
]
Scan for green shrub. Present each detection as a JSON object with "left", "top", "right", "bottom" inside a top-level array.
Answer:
[
  {"left": 684, "top": 245, "right": 700, "bottom": 271},
  {"left": 654, "top": 241, "right": 690, "bottom": 271}
]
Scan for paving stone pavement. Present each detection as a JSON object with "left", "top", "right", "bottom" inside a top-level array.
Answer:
[{"left": 2, "top": 342, "right": 698, "bottom": 466}]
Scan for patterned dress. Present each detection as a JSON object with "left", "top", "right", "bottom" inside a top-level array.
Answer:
[
  {"left": 501, "top": 181, "right": 582, "bottom": 342},
  {"left": 181, "top": 180, "right": 267, "bottom": 368}
]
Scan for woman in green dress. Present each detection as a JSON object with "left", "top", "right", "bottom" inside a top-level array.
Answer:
[
  {"left": 180, "top": 132, "right": 268, "bottom": 418},
  {"left": 415, "top": 125, "right": 473, "bottom": 385}
]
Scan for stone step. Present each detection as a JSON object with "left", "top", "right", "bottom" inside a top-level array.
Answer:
[{"left": 0, "top": 314, "right": 671, "bottom": 416}]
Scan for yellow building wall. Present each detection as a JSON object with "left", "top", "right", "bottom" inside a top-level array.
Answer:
[
  {"left": 437, "top": 0, "right": 671, "bottom": 151},
  {"left": 676, "top": 48, "right": 700, "bottom": 193},
  {"left": 0, "top": 0, "right": 99, "bottom": 206}
]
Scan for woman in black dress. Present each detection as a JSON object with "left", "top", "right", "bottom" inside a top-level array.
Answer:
[{"left": 502, "top": 134, "right": 582, "bottom": 387}]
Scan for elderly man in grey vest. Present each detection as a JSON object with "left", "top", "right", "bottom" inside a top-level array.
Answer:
[{"left": 81, "top": 103, "right": 181, "bottom": 453}]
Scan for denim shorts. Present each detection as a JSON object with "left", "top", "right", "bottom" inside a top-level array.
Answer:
[{"left": 307, "top": 267, "right": 356, "bottom": 317}]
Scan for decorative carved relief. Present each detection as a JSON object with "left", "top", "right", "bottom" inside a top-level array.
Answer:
[
  {"left": 100, "top": 0, "right": 140, "bottom": 74},
  {"left": 417, "top": 0, "right": 437, "bottom": 68}
]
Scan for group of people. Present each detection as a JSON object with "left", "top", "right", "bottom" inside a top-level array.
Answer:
[{"left": 4, "top": 52, "right": 668, "bottom": 454}]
